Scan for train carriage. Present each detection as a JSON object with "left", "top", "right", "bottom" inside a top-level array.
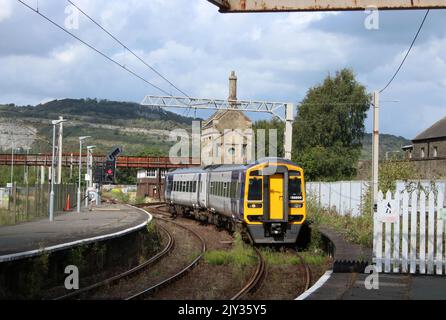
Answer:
[{"left": 164, "top": 157, "right": 306, "bottom": 244}]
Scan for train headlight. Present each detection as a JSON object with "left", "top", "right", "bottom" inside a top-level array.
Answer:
[
  {"left": 247, "top": 215, "right": 263, "bottom": 222},
  {"left": 248, "top": 203, "right": 262, "bottom": 209},
  {"left": 289, "top": 214, "right": 305, "bottom": 223},
  {"left": 289, "top": 203, "right": 303, "bottom": 208}
]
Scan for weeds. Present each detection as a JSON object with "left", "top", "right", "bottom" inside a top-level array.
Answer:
[
  {"left": 205, "top": 233, "right": 256, "bottom": 267},
  {"left": 308, "top": 196, "right": 373, "bottom": 248}
]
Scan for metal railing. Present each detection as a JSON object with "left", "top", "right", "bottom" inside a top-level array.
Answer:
[{"left": 0, "top": 184, "right": 77, "bottom": 226}]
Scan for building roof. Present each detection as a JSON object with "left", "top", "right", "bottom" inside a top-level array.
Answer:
[
  {"left": 413, "top": 116, "right": 446, "bottom": 141},
  {"left": 202, "top": 109, "right": 252, "bottom": 130}
]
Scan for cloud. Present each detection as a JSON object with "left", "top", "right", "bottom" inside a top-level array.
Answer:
[
  {"left": 0, "top": 1, "right": 445, "bottom": 139},
  {"left": 0, "top": 0, "right": 12, "bottom": 22}
]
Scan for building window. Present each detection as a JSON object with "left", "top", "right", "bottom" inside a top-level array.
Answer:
[
  {"left": 147, "top": 169, "right": 157, "bottom": 178},
  {"left": 160, "top": 170, "right": 167, "bottom": 178},
  {"left": 228, "top": 147, "right": 235, "bottom": 155},
  {"left": 421, "top": 148, "right": 425, "bottom": 158},
  {"left": 409, "top": 150, "right": 412, "bottom": 159},
  {"left": 434, "top": 147, "right": 438, "bottom": 157}
]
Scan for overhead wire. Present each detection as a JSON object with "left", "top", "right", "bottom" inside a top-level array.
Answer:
[
  {"left": 379, "top": 9, "right": 430, "bottom": 93},
  {"left": 16, "top": 0, "right": 175, "bottom": 97}
]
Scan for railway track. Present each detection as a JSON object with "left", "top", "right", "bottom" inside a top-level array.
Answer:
[
  {"left": 126, "top": 216, "right": 206, "bottom": 300},
  {"left": 55, "top": 202, "right": 206, "bottom": 300},
  {"left": 55, "top": 223, "right": 174, "bottom": 300},
  {"left": 296, "top": 252, "right": 311, "bottom": 293},
  {"left": 231, "top": 247, "right": 266, "bottom": 300}
]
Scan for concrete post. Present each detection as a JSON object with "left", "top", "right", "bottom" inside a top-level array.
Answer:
[
  {"left": 57, "top": 116, "right": 63, "bottom": 184},
  {"left": 284, "top": 103, "right": 294, "bottom": 160},
  {"left": 372, "top": 91, "right": 380, "bottom": 213},
  {"left": 40, "top": 165, "right": 45, "bottom": 184}
]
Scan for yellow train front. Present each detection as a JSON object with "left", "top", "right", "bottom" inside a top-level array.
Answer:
[
  {"left": 165, "top": 157, "right": 306, "bottom": 244},
  {"left": 242, "top": 158, "right": 306, "bottom": 244}
]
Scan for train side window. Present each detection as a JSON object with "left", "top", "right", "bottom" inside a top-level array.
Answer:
[
  {"left": 248, "top": 178, "right": 262, "bottom": 201},
  {"left": 289, "top": 178, "right": 303, "bottom": 200}
]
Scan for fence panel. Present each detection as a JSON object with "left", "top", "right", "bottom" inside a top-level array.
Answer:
[
  {"left": 374, "top": 189, "right": 446, "bottom": 275},
  {"left": 0, "top": 183, "right": 76, "bottom": 226},
  {"left": 306, "top": 181, "right": 368, "bottom": 216}
]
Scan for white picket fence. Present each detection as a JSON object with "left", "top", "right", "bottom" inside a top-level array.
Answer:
[{"left": 374, "top": 190, "right": 446, "bottom": 275}]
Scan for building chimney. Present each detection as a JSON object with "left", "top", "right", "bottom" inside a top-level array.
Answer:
[{"left": 228, "top": 71, "right": 237, "bottom": 107}]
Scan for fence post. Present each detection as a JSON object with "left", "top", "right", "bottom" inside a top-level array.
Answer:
[
  {"left": 25, "top": 184, "right": 29, "bottom": 220},
  {"left": 409, "top": 190, "right": 418, "bottom": 274},
  {"left": 13, "top": 184, "right": 17, "bottom": 224},
  {"left": 402, "top": 191, "right": 409, "bottom": 273},
  {"left": 384, "top": 191, "right": 392, "bottom": 273},
  {"left": 374, "top": 191, "right": 384, "bottom": 272},
  {"left": 427, "top": 192, "right": 435, "bottom": 274},
  {"left": 436, "top": 191, "right": 444, "bottom": 275},
  {"left": 419, "top": 191, "right": 426, "bottom": 274},
  {"left": 393, "top": 191, "right": 401, "bottom": 273}
]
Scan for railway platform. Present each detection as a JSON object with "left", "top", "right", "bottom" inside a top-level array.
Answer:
[
  {"left": 0, "top": 203, "right": 151, "bottom": 262},
  {"left": 306, "top": 271, "right": 446, "bottom": 300},
  {"left": 301, "top": 225, "right": 446, "bottom": 300}
]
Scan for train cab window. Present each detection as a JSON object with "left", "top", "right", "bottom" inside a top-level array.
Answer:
[
  {"left": 248, "top": 178, "right": 262, "bottom": 201},
  {"left": 289, "top": 178, "right": 303, "bottom": 201}
]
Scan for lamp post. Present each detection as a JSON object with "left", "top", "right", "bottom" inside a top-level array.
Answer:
[
  {"left": 10, "top": 142, "right": 15, "bottom": 186},
  {"left": 77, "top": 136, "right": 91, "bottom": 213},
  {"left": 24, "top": 146, "right": 31, "bottom": 184},
  {"left": 86, "top": 145, "right": 96, "bottom": 207},
  {"left": 49, "top": 118, "right": 67, "bottom": 222}
]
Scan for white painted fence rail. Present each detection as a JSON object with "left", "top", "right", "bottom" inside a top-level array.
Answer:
[{"left": 374, "top": 190, "right": 446, "bottom": 275}]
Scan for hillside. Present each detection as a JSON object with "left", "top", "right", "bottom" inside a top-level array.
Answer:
[
  {"left": 360, "top": 133, "right": 411, "bottom": 160},
  {"left": 0, "top": 98, "right": 197, "bottom": 155}
]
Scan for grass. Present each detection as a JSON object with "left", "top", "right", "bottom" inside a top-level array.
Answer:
[
  {"left": 259, "top": 248, "right": 327, "bottom": 266},
  {"left": 307, "top": 196, "right": 373, "bottom": 248},
  {"left": 205, "top": 233, "right": 256, "bottom": 267}
]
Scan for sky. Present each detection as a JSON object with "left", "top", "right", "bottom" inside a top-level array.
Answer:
[{"left": 0, "top": 0, "right": 445, "bottom": 139}]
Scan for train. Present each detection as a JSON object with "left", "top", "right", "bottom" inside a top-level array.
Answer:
[{"left": 164, "top": 157, "right": 306, "bottom": 244}]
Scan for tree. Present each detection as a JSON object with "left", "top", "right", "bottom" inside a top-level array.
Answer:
[
  {"left": 293, "top": 69, "right": 371, "bottom": 181},
  {"left": 252, "top": 118, "right": 284, "bottom": 158}
]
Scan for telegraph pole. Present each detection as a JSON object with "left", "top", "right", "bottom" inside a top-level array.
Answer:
[{"left": 371, "top": 91, "right": 380, "bottom": 214}]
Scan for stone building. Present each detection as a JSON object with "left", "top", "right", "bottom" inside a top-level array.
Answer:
[
  {"left": 404, "top": 117, "right": 446, "bottom": 160},
  {"left": 200, "top": 71, "right": 253, "bottom": 166}
]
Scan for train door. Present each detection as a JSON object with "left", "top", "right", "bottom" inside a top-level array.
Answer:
[
  {"left": 269, "top": 174, "right": 284, "bottom": 220},
  {"left": 198, "top": 173, "right": 207, "bottom": 208}
]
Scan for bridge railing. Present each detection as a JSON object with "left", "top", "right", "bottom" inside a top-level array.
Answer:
[{"left": 0, "top": 154, "right": 200, "bottom": 168}]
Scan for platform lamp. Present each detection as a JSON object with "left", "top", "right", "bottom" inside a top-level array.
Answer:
[
  {"left": 77, "top": 136, "right": 91, "bottom": 213},
  {"left": 85, "top": 145, "right": 96, "bottom": 207},
  {"left": 49, "top": 118, "right": 67, "bottom": 222}
]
